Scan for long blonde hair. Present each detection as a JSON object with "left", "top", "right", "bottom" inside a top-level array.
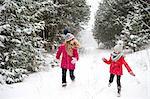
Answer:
[{"left": 65, "top": 39, "right": 80, "bottom": 56}]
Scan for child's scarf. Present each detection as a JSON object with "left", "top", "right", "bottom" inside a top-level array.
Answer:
[{"left": 111, "top": 52, "right": 124, "bottom": 62}]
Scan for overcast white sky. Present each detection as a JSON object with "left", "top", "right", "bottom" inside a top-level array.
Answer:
[
  {"left": 79, "top": 0, "right": 103, "bottom": 48},
  {"left": 86, "top": 0, "right": 103, "bottom": 29}
]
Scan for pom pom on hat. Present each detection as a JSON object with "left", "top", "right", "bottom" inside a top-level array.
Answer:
[
  {"left": 65, "top": 33, "right": 75, "bottom": 41},
  {"left": 63, "top": 29, "right": 70, "bottom": 35}
]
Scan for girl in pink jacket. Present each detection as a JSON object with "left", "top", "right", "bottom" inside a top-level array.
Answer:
[
  {"left": 102, "top": 44, "right": 135, "bottom": 97},
  {"left": 56, "top": 33, "right": 79, "bottom": 87}
]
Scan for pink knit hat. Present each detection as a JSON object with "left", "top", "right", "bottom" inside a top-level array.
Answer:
[{"left": 65, "top": 33, "right": 75, "bottom": 41}]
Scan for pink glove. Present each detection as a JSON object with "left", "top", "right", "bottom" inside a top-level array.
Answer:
[{"left": 71, "top": 57, "right": 77, "bottom": 64}]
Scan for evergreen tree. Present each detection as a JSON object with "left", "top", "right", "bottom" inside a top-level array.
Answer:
[
  {"left": 120, "top": 0, "right": 150, "bottom": 51},
  {"left": 94, "top": 0, "right": 150, "bottom": 51},
  {"left": 50, "top": 0, "right": 90, "bottom": 41},
  {"left": 0, "top": 0, "right": 44, "bottom": 84}
]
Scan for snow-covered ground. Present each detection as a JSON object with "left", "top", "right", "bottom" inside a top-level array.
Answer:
[{"left": 0, "top": 48, "right": 150, "bottom": 99}]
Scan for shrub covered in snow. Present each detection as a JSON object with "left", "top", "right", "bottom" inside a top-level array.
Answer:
[
  {"left": 0, "top": 0, "right": 45, "bottom": 84},
  {"left": 0, "top": 68, "right": 28, "bottom": 84}
]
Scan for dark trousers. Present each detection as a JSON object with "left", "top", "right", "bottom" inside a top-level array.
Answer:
[
  {"left": 109, "top": 74, "right": 121, "bottom": 88},
  {"left": 62, "top": 68, "right": 75, "bottom": 83}
]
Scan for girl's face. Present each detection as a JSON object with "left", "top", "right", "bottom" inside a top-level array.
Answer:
[{"left": 114, "top": 50, "right": 120, "bottom": 54}]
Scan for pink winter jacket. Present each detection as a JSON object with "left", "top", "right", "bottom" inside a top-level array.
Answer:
[
  {"left": 104, "top": 56, "right": 132, "bottom": 75},
  {"left": 56, "top": 44, "right": 79, "bottom": 70}
]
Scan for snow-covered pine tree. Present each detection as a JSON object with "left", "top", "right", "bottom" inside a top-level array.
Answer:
[
  {"left": 120, "top": 0, "right": 150, "bottom": 51},
  {"left": 94, "top": 0, "right": 128, "bottom": 48},
  {"left": 30, "top": 0, "right": 90, "bottom": 52},
  {"left": 0, "top": 0, "right": 45, "bottom": 84},
  {"left": 94, "top": 0, "right": 150, "bottom": 51},
  {"left": 50, "top": 0, "right": 90, "bottom": 41}
]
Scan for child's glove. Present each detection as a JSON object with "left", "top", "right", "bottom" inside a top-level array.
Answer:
[
  {"left": 102, "top": 58, "right": 107, "bottom": 62},
  {"left": 129, "top": 71, "right": 135, "bottom": 76},
  {"left": 71, "top": 57, "right": 77, "bottom": 64}
]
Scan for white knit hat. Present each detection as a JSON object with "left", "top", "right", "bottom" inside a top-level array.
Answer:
[
  {"left": 65, "top": 33, "right": 75, "bottom": 41},
  {"left": 114, "top": 44, "right": 123, "bottom": 53}
]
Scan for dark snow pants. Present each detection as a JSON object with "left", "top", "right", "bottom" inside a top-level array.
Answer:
[
  {"left": 62, "top": 68, "right": 75, "bottom": 83},
  {"left": 109, "top": 74, "right": 121, "bottom": 88}
]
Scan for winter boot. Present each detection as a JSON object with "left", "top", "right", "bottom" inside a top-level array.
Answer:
[
  {"left": 108, "top": 82, "right": 111, "bottom": 87},
  {"left": 117, "top": 86, "right": 121, "bottom": 97},
  {"left": 71, "top": 75, "right": 75, "bottom": 81},
  {"left": 62, "top": 83, "right": 67, "bottom": 87}
]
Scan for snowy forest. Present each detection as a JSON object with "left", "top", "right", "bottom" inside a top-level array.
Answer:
[
  {"left": 0, "top": 0, "right": 150, "bottom": 99},
  {"left": 0, "top": 0, "right": 90, "bottom": 84}
]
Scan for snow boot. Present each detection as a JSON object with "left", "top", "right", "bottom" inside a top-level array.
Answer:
[
  {"left": 70, "top": 75, "right": 75, "bottom": 81},
  {"left": 117, "top": 92, "right": 121, "bottom": 97},
  {"left": 62, "top": 83, "right": 67, "bottom": 87},
  {"left": 117, "top": 86, "right": 121, "bottom": 97},
  {"left": 108, "top": 82, "right": 111, "bottom": 87}
]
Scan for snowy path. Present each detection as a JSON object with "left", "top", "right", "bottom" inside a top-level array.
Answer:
[{"left": 0, "top": 48, "right": 149, "bottom": 99}]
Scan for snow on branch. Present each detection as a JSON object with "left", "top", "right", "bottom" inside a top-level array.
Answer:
[
  {"left": 141, "top": 20, "right": 150, "bottom": 29},
  {"left": 138, "top": 0, "right": 150, "bottom": 15},
  {"left": 139, "top": 0, "right": 150, "bottom": 6}
]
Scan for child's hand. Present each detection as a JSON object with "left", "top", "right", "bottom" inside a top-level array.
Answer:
[
  {"left": 102, "top": 58, "right": 107, "bottom": 62},
  {"left": 55, "top": 58, "right": 60, "bottom": 63},
  {"left": 71, "top": 57, "right": 77, "bottom": 64},
  {"left": 129, "top": 71, "right": 135, "bottom": 76}
]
